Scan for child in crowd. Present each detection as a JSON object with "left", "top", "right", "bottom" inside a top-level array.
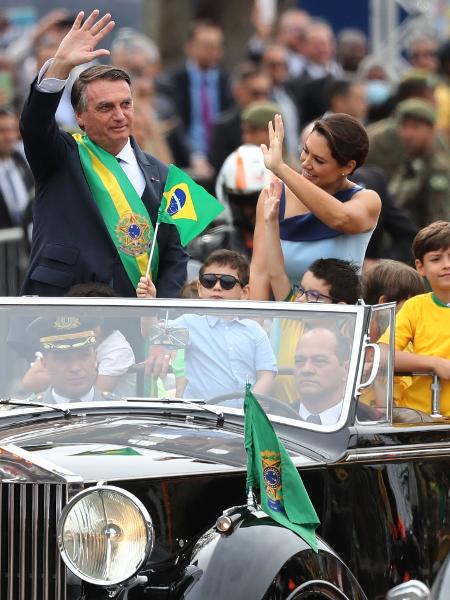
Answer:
[
  {"left": 378, "top": 221, "right": 450, "bottom": 415},
  {"left": 137, "top": 249, "right": 277, "bottom": 400},
  {"left": 363, "top": 259, "right": 426, "bottom": 407},
  {"left": 180, "top": 280, "right": 200, "bottom": 299},
  {"left": 363, "top": 259, "right": 425, "bottom": 310}
]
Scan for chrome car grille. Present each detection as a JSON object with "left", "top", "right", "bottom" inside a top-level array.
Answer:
[{"left": 0, "top": 482, "right": 67, "bottom": 600}]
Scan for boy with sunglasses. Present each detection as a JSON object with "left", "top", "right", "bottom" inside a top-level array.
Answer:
[{"left": 136, "top": 250, "right": 277, "bottom": 401}]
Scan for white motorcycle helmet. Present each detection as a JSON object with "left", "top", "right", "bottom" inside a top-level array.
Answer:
[
  {"left": 189, "top": 145, "right": 271, "bottom": 261},
  {"left": 216, "top": 144, "right": 272, "bottom": 206}
]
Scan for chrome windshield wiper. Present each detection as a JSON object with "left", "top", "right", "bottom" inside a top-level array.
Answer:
[
  {"left": 126, "top": 397, "right": 225, "bottom": 428},
  {"left": 0, "top": 398, "right": 71, "bottom": 418}
]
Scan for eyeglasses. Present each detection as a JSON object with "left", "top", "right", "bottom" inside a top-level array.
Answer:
[
  {"left": 248, "top": 88, "right": 270, "bottom": 99},
  {"left": 411, "top": 51, "right": 436, "bottom": 59},
  {"left": 294, "top": 285, "right": 336, "bottom": 303},
  {"left": 266, "top": 61, "right": 287, "bottom": 68},
  {"left": 199, "top": 273, "right": 244, "bottom": 290}
]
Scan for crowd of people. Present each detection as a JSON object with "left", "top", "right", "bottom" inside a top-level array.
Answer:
[{"left": 0, "top": 7, "right": 449, "bottom": 419}]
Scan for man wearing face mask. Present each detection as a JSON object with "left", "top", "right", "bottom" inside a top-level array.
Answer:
[{"left": 366, "top": 70, "right": 448, "bottom": 179}]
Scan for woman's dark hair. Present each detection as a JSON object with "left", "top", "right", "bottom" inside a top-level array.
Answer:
[
  {"left": 362, "top": 259, "right": 425, "bottom": 305},
  {"left": 312, "top": 113, "right": 369, "bottom": 172}
]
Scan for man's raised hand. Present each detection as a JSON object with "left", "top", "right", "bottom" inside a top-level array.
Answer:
[{"left": 47, "top": 10, "right": 115, "bottom": 78}]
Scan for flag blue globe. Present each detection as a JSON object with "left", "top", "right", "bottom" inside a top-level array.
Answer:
[{"left": 168, "top": 189, "right": 186, "bottom": 216}]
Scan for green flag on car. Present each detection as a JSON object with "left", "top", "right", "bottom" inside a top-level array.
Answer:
[{"left": 244, "top": 384, "right": 320, "bottom": 552}]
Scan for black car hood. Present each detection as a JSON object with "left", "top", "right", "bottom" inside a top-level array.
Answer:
[{"left": 0, "top": 410, "right": 321, "bottom": 482}]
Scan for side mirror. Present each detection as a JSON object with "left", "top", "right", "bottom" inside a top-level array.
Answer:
[{"left": 386, "top": 580, "right": 430, "bottom": 600}]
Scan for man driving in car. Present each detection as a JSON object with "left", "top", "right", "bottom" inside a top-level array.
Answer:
[
  {"left": 294, "top": 327, "right": 350, "bottom": 425},
  {"left": 27, "top": 315, "right": 106, "bottom": 403}
]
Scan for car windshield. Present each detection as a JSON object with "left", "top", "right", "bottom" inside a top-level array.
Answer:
[{"left": 0, "top": 298, "right": 385, "bottom": 430}]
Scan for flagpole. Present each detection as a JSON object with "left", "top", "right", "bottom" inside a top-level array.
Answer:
[{"left": 146, "top": 221, "right": 160, "bottom": 279}]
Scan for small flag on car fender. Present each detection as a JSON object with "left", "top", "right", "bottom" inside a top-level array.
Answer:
[
  {"left": 157, "top": 164, "right": 224, "bottom": 246},
  {"left": 244, "top": 384, "right": 320, "bottom": 552}
]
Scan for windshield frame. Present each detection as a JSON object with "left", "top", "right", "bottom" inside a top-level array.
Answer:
[{"left": 1, "top": 296, "right": 370, "bottom": 433}]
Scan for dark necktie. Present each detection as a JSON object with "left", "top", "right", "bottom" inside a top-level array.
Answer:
[
  {"left": 200, "top": 75, "right": 212, "bottom": 148},
  {"left": 4, "top": 165, "right": 22, "bottom": 225},
  {"left": 306, "top": 414, "right": 322, "bottom": 425}
]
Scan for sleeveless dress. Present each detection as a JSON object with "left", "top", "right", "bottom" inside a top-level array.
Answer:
[{"left": 279, "top": 185, "right": 373, "bottom": 285}]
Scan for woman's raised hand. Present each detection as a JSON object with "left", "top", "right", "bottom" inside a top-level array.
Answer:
[
  {"left": 264, "top": 179, "right": 283, "bottom": 224},
  {"left": 261, "top": 114, "right": 285, "bottom": 176}
]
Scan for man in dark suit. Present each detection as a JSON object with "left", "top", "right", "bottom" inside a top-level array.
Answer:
[
  {"left": 209, "top": 62, "right": 272, "bottom": 175},
  {"left": 20, "top": 10, "right": 187, "bottom": 298},
  {"left": 0, "top": 107, "right": 34, "bottom": 229},
  {"left": 163, "top": 20, "right": 233, "bottom": 176}
]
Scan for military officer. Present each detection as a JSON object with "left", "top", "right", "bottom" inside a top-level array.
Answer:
[
  {"left": 366, "top": 70, "right": 447, "bottom": 179},
  {"left": 26, "top": 315, "right": 110, "bottom": 403},
  {"left": 387, "top": 99, "right": 450, "bottom": 229}
]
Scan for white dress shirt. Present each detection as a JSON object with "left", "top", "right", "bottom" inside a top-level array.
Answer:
[
  {"left": 52, "top": 387, "right": 95, "bottom": 403},
  {"left": 299, "top": 401, "right": 343, "bottom": 426}
]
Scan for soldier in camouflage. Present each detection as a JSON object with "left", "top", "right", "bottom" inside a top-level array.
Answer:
[
  {"left": 387, "top": 99, "right": 450, "bottom": 229},
  {"left": 366, "top": 70, "right": 449, "bottom": 179}
]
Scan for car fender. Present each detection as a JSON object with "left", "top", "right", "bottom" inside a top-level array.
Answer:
[{"left": 183, "top": 507, "right": 368, "bottom": 600}]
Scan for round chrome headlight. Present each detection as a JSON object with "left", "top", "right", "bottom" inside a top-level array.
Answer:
[{"left": 57, "top": 485, "right": 153, "bottom": 586}]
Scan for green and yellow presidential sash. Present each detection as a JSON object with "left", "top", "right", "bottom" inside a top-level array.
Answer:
[{"left": 73, "top": 134, "right": 158, "bottom": 288}]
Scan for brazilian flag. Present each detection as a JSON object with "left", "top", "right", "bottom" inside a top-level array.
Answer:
[
  {"left": 244, "top": 384, "right": 320, "bottom": 552},
  {"left": 158, "top": 164, "right": 224, "bottom": 246}
]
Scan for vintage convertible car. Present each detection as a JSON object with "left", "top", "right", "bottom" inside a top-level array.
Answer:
[{"left": 0, "top": 297, "right": 448, "bottom": 600}]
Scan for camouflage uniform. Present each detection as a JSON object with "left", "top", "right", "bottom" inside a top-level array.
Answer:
[
  {"left": 367, "top": 117, "right": 450, "bottom": 181},
  {"left": 367, "top": 118, "right": 406, "bottom": 180},
  {"left": 388, "top": 148, "right": 450, "bottom": 228}
]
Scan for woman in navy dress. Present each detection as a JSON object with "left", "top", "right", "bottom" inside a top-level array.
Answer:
[{"left": 250, "top": 113, "right": 381, "bottom": 300}]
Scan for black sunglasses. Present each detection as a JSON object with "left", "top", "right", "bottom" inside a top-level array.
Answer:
[
  {"left": 199, "top": 273, "right": 244, "bottom": 291},
  {"left": 295, "top": 285, "right": 336, "bottom": 304}
]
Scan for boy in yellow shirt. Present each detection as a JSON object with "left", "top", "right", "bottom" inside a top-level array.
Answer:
[{"left": 379, "top": 221, "right": 450, "bottom": 415}]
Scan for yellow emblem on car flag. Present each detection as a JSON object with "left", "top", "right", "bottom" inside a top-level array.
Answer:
[{"left": 244, "top": 384, "right": 320, "bottom": 552}]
